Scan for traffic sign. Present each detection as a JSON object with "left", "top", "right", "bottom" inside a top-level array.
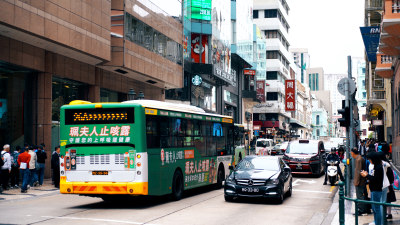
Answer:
[{"left": 337, "top": 78, "right": 356, "bottom": 96}]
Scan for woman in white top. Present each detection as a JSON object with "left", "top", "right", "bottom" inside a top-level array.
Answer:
[{"left": 28, "top": 147, "right": 37, "bottom": 187}]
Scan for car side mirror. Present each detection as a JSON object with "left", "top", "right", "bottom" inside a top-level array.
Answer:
[{"left": 229, "top": 165, "right": 234, "bottom": 170}]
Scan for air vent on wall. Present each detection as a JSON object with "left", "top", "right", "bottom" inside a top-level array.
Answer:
[
  {"left": 146, "top": 80, "right": 157, "bottom": 84},
  {"left": 115, "top": 69, "right": 128, "bottom": 74}
]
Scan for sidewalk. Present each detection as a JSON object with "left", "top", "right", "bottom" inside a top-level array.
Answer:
[{"left": 0, "top": 179, "right": 60, "bottom": 202}]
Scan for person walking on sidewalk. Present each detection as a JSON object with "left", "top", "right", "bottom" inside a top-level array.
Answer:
[
  {"left": 36, "top": 144, "right": 47, "bottom": 186},
  {"left": 351, "top": 147, "right": 370, "bottom": 214},
  {"left": 28, "top": 146, "right": 37, "bottom": 188},
  {"left": 1, "top": 144, "right": 12, "bottom": 191},
  {"left": 51, "top": 146, "right": 60, "bottom": 188},
  {"left": 10, "top": 146, "right": 21, "bottom": 188},
  {"left": 17, "top": 148, "right": 31, "bottom": 193},
  {"left": 361, "top": 152, "right": 384, "bottom": 225}
]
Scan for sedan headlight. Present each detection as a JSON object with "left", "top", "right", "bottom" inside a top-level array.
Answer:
[
  {"left": 226, "top": 174, "right": 235, "bottom": 183},
  {"left": 266, "top": 178, "right": 279, "bottom": 185}
]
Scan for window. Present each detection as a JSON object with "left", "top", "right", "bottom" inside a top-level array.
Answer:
[
  {"left": 264, "top": 9, "right": 278, "bottom": 18},
  {"left": 145, "top": 115, "right": 233, "bottom": 156},
  {"left": 316, "top": 129, "right": 320, "bottom": 137},
  {"left": 253, "top": 10, "right": 258, "bottom": 18},
  {"left": 267, "top": 71, "right": 278, "bottom": 80},
  {"left": 125, "top": 13, "right": 182, "bottom": 65},
  {"left": 316, "top": 115, "right": 320, "bottom": 125},
  {"left": 266, "top": 92, "right": 278, "bottom": 101}
]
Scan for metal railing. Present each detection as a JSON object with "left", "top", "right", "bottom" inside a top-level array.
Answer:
[{"left": 339, "top": 182, "right": 400, "bottom": 225}]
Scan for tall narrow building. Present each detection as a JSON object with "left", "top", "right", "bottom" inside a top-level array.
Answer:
[{"left": 252, "top": 0, "right": 293, "bottom": 142}]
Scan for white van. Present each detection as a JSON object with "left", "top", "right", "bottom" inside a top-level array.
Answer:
[{"left": 255, "top": 138, "right": 274, "bottom": 155}]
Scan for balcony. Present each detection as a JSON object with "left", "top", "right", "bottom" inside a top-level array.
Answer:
[
  {"left": 380, "top": 0, "right": 400, "bottom": 57},
  {"left": 375, "top": 54, "right": 394, "bottom": 78},
  {"left": 366, "top": 0, "right": 384, "bottom": 11},
  {"left": 372, "top": 91, "right": 386, "bottom": 99}
]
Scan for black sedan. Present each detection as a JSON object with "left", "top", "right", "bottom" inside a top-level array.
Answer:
[{"left": 224, "top": 156, "right": 292, "bottom": 203}]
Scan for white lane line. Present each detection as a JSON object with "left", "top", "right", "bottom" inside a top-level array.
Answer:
[
  {"left": 293, "top": 189, "right": 332, "bottom": 194},
  {"left": 41, "top": 216, "right": 158, "bottom": 225}
]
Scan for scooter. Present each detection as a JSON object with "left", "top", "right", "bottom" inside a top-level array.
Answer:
[{"left": 327, "top": 160, "right": 339, "bottom": 186}]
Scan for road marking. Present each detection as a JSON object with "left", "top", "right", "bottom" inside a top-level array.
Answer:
[
  {"left": 293, "top": 189, "right": 332, "bottom": 194},
  {"left": 292, "top": 179, "right": 316, "bottom": 186},
  {"left": 41, "top": 216, "right": 158, "bottom": 225},
  {"left": 329, "top": 186, "right": 335, "bottom": 192}
]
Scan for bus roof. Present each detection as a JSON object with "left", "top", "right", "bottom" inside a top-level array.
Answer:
[{"left": 122, "top": 100, "right": 232, "bottom": 119}]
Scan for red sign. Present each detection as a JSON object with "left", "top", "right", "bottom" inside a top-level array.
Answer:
[
  {"left": 191, "top": 34, "right": 208, "bottom": 63},
  {"left": 285, "top": 80, "right": 296, "bottom": 111},
  {"left": 256, "top": 80, "right": 265, "bottom": 102},
  {"left": 244, "top": 69, "right": 256, "bottom": 75}
]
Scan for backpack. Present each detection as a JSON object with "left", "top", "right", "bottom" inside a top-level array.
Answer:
[{"left": 0, "top": 152, "right": 4, "bottom": 167}]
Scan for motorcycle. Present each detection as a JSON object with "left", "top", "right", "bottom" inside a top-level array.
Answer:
[{"left": 327, "top": 160, "right": 339, "bottom": 186}]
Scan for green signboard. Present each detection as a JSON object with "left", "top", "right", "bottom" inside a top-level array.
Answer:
[
  {"left": 191, "top": 0, "right": 211, "bottom": 21},
  {"left": 191, "top": 0, "right": 211, "bottom": 9}
]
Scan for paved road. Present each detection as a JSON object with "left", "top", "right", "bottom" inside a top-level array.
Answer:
[{"left": 0, "top": 175, "right": 337, "bottom": 225}]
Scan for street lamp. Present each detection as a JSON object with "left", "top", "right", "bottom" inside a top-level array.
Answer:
[
  {"left": 137, "top": 91, "right": 145, "bottom": 100},
  {"left": 127, "top": 88, "right": 136, "bottom": 100}
]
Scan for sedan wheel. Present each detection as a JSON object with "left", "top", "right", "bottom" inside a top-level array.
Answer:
[
  {"left": 286, "top": 179, "right": 292, "bottom": 197},
  {"left": 224, "top": 195, "right": 234, "bottom": 202}
]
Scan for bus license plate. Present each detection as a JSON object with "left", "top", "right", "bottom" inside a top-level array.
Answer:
[
  {"left": 242, "top": 187, "right": 259, "bottom": 193},
  {"left": 92, "top": 171, "right": 108, "bottom": 175}
]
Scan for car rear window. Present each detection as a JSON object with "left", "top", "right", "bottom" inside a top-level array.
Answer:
[
  {"left": 256, "top": 141, "right": 270, "bottom": 147},
  {"left": 286, "top": 143, "right": 319, "bottom": 154}
]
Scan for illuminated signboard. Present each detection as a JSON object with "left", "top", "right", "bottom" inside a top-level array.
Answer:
[
  {"left": 65, "top": 108, "right": 134, "bottom": 125},
  {"left": 191, "top": 0, "right": 211, "bottom": 21}
]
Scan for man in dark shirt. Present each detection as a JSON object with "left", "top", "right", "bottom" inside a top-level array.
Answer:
[{"left": 51, "top": 146, "right": 60, "bottom": 188}]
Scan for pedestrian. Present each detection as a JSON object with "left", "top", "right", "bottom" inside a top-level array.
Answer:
[
  {"left": 0, "top": 144, "right": 11, "bottom": 191},
  {"left": 361, "top": 152, "right": 384, "bottom": 225},
  {"left": 10, "top": 146, "right": 21, "bottom": 188},
  {"left": 358, "top": 140, "right": 367, "bottom": 158},
  {"left": 17, "top": 148, "right": 31, "bottom": 193},
  {"left": 51, "top": 146, "right": 60, "bottom": 188},
  {"left": 385, "top": 163, "right": 396, "bottom": 220},
  {"left": 36, "top": 144, "right": 47, "bottom": 186},
  {"left": 351, "top": 147, "right": 370, "bottom": 214},
  {"left": 28, "top": 146, "right": 37, "bottom": 188}
]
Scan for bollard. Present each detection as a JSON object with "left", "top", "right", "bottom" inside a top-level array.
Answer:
[
  {"left": 339, "top": 181, "right": 345, "bottom": 225},
  {"left": 355, "top": 200, "right": 358, "bottom": 225}
]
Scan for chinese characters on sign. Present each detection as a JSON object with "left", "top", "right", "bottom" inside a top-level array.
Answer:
[
  {"left": 285, "top": 80, "right": 296, "bottom": 111},
  {"left": 68, "top": 125, "right": 131, "bottom": 144},
  {"left": 256, "top": 80, "right": 265, "bottom": 102},
  {"left": 184, "top": 158, "right": 216, "bottom": 184}
]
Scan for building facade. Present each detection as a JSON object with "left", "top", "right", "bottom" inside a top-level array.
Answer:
[
  {"left": 252, "top": 0, "right": 292, "bottom": 141},
  {"left": 0, "top": 0, "right": 183, "bottom": 177}
]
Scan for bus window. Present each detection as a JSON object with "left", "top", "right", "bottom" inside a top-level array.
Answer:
[
  {"left": 146, "top": 116, "right": 159, "bottom": 148},
  {"left": 193, "top": 120, "right": 206, "bottom": 156},
  {"left": 184, "top": 120, "right": 193, "bottom": 147},
  {"left": 159, "top": 116, "right": 170, "bottom": 148}
]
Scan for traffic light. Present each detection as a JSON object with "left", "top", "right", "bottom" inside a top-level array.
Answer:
[{"left": 338, "top": 106, "right": 350, "bottom": 127}]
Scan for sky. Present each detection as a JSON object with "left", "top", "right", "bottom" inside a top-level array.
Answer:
[{"left": 287, "top": 0, "right": 366, "bottom": 74}]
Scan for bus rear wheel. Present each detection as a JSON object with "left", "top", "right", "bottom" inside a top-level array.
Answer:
[{"left": 171, "top": 170, "right": 184, "bottom": 201}]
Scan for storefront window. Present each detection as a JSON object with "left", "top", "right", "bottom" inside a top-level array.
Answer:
[
  {"left": 52, "top": 77, "right": 87, "bottom": 122},
  {"left": 100, "top": 88, "right": 125, "bottom": 102},
  {"left": 0, "top": 63, "right": 34, "bottom": 147},
  {"left": 191, "top": 79, "right": 216, "bottom": 112}
]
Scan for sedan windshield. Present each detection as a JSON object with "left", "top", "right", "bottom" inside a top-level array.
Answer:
[
  {"left": 286, "top": 143, "right": 318, "bottom": 154},
  {"left": 236, "top": 157, "right": 279, "bottom": 171}
]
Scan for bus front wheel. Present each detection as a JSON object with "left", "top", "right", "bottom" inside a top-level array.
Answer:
[
  {"left": 171, "top": 170, "right": 184, "bottom": 201},
  {"left": 216, "top": 165, "right": 225, "bottom": 189}
]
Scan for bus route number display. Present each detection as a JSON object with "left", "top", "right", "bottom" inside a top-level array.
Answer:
[{"left": 65, "top": 108, "right": 134, "bottom": 125}]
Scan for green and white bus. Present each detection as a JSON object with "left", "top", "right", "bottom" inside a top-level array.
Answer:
[{"left": 59, "top": 99, "right": 240, "bottom": 200}]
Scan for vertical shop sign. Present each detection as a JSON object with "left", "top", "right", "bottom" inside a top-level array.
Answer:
[
  {"left": 285, "top": 80, "right": 296, "bottom": 111},
  {"left": 191, "top": 34, "right": 208, "bottom": 63},
  {"left": 256, "top": 80, "right": 265, "bottom": 102}
]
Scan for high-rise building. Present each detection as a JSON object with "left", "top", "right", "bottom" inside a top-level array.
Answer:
[
  {"left": 306, "top": 68, "right": 325, "bottom": 92},
  {"left": 291, "top": 48, "right": 311, "bottom": 84},
  {"left": 0, "top": 0, "right": 184, "bottom": 177},
  {"left": 252, "top": 0, "right": 294, "bottom": 141}
]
